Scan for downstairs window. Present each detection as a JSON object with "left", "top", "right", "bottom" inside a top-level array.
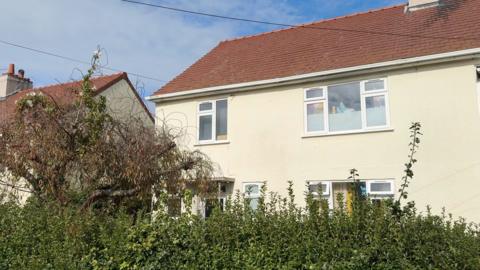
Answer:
[
  {"left": 307, "top": 179, "right": 394, "bottom": 210},
  {"left": 243, "top": 182, "right": 263, "bottom": 210}
]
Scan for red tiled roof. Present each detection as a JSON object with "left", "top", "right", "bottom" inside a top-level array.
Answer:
[
  {"left": 154, "top": 0, "right": 480, "bottom": 95},
  {"left": 0, "top": 72, "right": 153, "bottom": 122}
]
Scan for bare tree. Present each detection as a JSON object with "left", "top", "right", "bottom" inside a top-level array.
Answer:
[{"left": 0, "top": 54, "right": 213, "bottom": 211}]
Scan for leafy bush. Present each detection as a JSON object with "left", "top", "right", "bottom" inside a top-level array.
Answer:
[
  {"left": 0, "top": 200, "right": 132, "bottom": 269},
  {"left": 1, "top": 121, "right": 479, "bottom": 269},
  {"left": 1, "top": 189, "right": 479, "bottom": 270}
]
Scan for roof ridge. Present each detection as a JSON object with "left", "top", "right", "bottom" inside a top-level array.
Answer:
[
  {"left": 222, "top": 3, "right": 406, "bottom": 43},
  {"left": 29, "top": 72, "right": 124, "bottom": 92}
]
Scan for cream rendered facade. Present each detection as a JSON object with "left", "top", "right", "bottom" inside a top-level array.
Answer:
[{"left": 155, "top": 57, "right": 480, "bottom": 221}]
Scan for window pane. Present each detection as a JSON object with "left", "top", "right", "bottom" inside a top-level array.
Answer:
[
  {"left": 245, "top": 184, "right": 259, "bottom": 195},
  {"left": 199, "top": 115, "right": 212, "bottom": 140},
  {"left": 308, "top": 183, "right": 329, "bottom": 195},
  {"left": 204, "top": 199, "right": 215, "bottom": 218},
  {"left": 370, "top": 182, "right": 391, "bottom": 192},
  {"left": 306, "top": 102, "right": 324, "bottom": 132},
  {"left": 308, "top": 184, "right": 316, "bottom": 194},
  {"left": 354, "top": 182, "right": 367, "bottom": 197},
  {"left": 249, "top": 198, "right": 259, "bottom": 210},
  {"left": 365, "top": 80, "right": 384, "bottom": 91},
  {"left": 321, "top": 183, "right": 328, "bottom": 194},
  {"left": 216, "top": 100, "right": 228, "bottom": 140},
  {"left": 219, "top": 198, "right": 225, "bottom": 211},
  {"left": 199, "top": 102, "right": 212, "bottom": 111},
  {"left": 328, "top": 82, "right": 362, "bottom": 132},
  {"left": 366, "top": 95, "right": 387, "bottom": 127},
  {"left": 306, "top": 88, "right": 323, "bottom": 99}
]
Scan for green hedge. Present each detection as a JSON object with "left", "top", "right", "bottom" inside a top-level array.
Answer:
[{"left": 1, "top": 190, "right": 479, "bottom": 270}]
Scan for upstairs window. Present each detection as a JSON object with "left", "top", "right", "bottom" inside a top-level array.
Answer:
[
  {"left": 198, "top": 99, "right": 228, "bottom": 142},
  {"left": 305, "top": 88, "right": 326, "bottom": 132},
  {"left": 304, "top": 79, "right": 389, "bottom": 135}
]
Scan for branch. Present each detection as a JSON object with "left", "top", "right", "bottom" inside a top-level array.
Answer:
[
  {"left": 80, "top": 186, "right": 141, "bottom": 211},
  {"left": 0, "top": 179, "right": 33, "bottom": 193},
  {"left": 396, "top": 122, "right": 422, "bottom": 205}
]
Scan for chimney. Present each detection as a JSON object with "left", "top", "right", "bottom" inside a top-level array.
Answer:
[
  {"left": 0, "top": 63, "right": 33, "bottom": 98},
  {"left": 7, "top": 64, "right": 14, "bottom": 75},
  {"left": 407, "top": 0, "right": 441, "bottom": 11},
  {"left": 18, "top": 69, "right": 25, "bottom": 79}
]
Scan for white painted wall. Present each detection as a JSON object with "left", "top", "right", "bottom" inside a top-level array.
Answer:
[{"left": 155, "top": 59, "right": 480, "bottom": 222}]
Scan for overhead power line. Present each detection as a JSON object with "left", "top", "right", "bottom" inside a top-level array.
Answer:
[
  {"left": 122, "top": 0, "right": 480, "bottom": 42},
  {"left": 0, "top": 39, "right": 166, "bottom": 82}
]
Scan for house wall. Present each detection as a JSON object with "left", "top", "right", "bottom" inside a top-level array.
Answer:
[
  {"left": 0, "top": 76, "right": 7, "bottom": 98},
  {"left": 99, "top": 79, "right": 153, "bottom": 126},
  {"left": 0, "top": 75, "right": 33, "bottom": 98},
  {"left": 155, "top": 59, "right": 480, "bottom": 221}
]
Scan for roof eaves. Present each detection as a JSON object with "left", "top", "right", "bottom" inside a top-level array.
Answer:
[
  {"left": 148, "top": 47, "right": 480, "bottom": 102},
  {"left": 91, "top": 72, "right": 127, "bottom": 96}
]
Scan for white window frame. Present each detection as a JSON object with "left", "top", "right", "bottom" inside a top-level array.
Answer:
[
  {"left": 366, "top": 180, "right": 395, "bottom": 195},
  {"left": 243, "top": 182, "right": 263, "bottom": 198},
  {"left": 304, "top": 88, "right": 328, "bottom": 133},
  {"left": 476, "top": 66, "right": 480, "bottom": 115},
  {"left": 307, "top": 179, "right": 394, "bottom": 210},
  {"left": 197, "top": 98, "right": 228, "bottom": 143},
  {"left": 243, "top": 182, "right": 263, "bottom": 210},
  {"left": 307, "top": 180, "right": 331, "bottom": 196},
  {"left": 304, "top": 78, "right": 390, "bottom": 136}
]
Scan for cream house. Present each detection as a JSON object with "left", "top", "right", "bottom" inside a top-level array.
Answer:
[
  {"left": 0, "top": 64, "right": 154, "bottom": 202},
  {"left": 149, "top": 0, "right": 480, "bottom": 221}
]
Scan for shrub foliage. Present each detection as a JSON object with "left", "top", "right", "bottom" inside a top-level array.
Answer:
[{"left": 1, "top": 188, "right": 479, "bottom": 269}]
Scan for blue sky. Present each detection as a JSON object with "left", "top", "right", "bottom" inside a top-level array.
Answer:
[{"left": 0, "top": 0, "right": 404, "bottom": 112}]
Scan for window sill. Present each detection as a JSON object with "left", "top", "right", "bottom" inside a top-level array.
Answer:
[
  {"left": 194, "top": 140, "right": 230, "bottom": 146},
  {"left": 302, "top": 127, "right": 394, "bottom": 138}
]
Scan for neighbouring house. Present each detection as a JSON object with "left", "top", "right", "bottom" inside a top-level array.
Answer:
[
  {"left": 0, "top": 64, "right": 153, "bottom": 124},
  {"left": 149, "top": 0, "right": 480, "bottom": 221},
  {"left": 0, "top": 64, "right": 154, "bottom": 202}
]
